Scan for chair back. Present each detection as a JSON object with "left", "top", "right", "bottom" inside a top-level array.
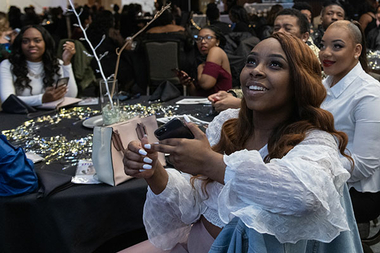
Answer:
[{"left": 144, "top": 40, "right": 182, "bottom": 95}]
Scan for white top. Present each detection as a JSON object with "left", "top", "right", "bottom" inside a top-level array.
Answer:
[
  {"left": 143, "top": 109, "right": 351, "bottom": 250},
  {"left": 0, "top": 59, "right": 78, "bottom": 106},
  {"left": 321, "top": 62, "right": 380, "bottom": 193}
]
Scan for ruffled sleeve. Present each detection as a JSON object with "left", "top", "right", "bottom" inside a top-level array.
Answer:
[
  {"left": 206, "top": 108, "right": 240, "bottom": 146},
  {"left": 219, "top": 130, "right": 351, "bottom": 243},
  {"left": 143, "top": 169, "right": 203, "bottom": 250},
  {"left": 143, "top": 109, "right": 239, "bottom": 250}
]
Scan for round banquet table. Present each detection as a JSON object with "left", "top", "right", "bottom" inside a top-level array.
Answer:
[{"left": 0, "top": 96, "right": 216, "bottom": 253}]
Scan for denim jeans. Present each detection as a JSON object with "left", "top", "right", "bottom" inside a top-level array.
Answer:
[{"left": 209, "top": 184, "right": 363, "bottom": 253}]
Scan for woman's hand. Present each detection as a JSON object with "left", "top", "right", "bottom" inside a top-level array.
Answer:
[
  {"left": 41, "top": 85, "right": 67, "bottom": 103},
  {"left": 123, "top": 136, "right": 168, "bottom": 194},
  {"left": 152, "top": 123, "right": 226, "bottom": 183},
  {"left": 177, "top": 70, "right": 195, "bottom": 87},
  {"left": 208, "top": 91, "right": 242, "bottom": 112},
  {"left": 3, "top": 29, "right": 18, "bottom": 44},
  {"left": 123, "top": 136, "right": 158, "bottom": 179},
  {"left": 62, "top": 41, "right": 76, "bottom": 65}
]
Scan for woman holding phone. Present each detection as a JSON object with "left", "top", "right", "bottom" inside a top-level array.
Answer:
[
  {"left": 179, "top": 25, "right": 232, "bottom": 97},
  {"left": 122, "top": 32, "right": 361, "bottom": 252},
  {"left": 0, "top": 25, "right": 77, "bottom": 107}
]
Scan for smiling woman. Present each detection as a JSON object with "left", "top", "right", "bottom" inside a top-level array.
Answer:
[
  {"left": 320, "top": 20, "right": 380, "bottom": 235},
  {"left": 0, "top": 25, "right": 77, "bottom": 107},
  {"left": 121, "top": 32, "right": 362, "bottom": 253},
  {"left": 240, "top": 40, "right": 292, "bottom": 118},
  {"left": 21, "top": 27, "right": 46, "bottom": 62}
]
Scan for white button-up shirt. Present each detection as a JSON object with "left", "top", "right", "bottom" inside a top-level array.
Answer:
[{"left": 322, "top": 62, "right": 380, "bottom": 192}]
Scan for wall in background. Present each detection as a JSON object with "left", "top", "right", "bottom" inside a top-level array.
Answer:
[{"left": 0, "top": 0, "right": 67, "bottom": 14}]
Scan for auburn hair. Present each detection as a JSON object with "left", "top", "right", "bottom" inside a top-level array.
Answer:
[{"left": 193, "top": 32, "right": 352, "bottom": 191}]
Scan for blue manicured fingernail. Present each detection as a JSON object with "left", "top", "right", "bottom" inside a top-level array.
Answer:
[
  {"left": 143, "top": 157, "right": 152, "bottom": 164},
  {"left": 139, "top": 169, "right": 146, "bottom": 173},
  {"left": 144, "top": 144, "right": 151, "bottom": 149},
  {"left": 139, "top": 149, "right": 147, "bottom": 156},
  {"left": 143, "top": 164, "right": 152, "bottom": 170}
]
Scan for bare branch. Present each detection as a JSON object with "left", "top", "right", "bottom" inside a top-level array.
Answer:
[
  {"left": 67, "top": 0, "right": 113, "bottom": 106},
  {"left": 112, "top": 3, "right": 172, "bottom": 90},
  {"left": 99, "top": 51, "right": 109, "bottom": 61},
  {"left": 83, "top": 51, "right": 93, "bottom": 57}
]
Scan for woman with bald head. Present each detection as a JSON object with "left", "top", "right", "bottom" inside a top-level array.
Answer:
[{"left": 319, "top": 20, "right": 380, "bottom": 236}]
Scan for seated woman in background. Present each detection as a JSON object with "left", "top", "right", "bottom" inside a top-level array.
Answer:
[
  {"left": 0, "top": 25, "right": 77, "bottom": 106},
  {"left": 122, "top": 32, "right": 362, "bottom": 252},
  {"left": 320, "top": 20, "right": 380, "bottom": 236},
  {"left": 180, "top": 25, "right": 232, "bottom": 97},
  {"left": 128, "top": 8, "right": 197, "bottom": 94},
  {"left": 145, "top": 8, "right": 196, "bottom": 75},
  {"left": 85, "top": 10, "right": 131, "bottom": 92},
  {"left": 228, "top": 5, "right": 255, "bottom": 35},
  {"left": 358, "top": 0, "right": 378, "bottom": 38}
]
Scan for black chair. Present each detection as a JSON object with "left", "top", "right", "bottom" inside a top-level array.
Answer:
[
  {"left": 359, "top": 218, "right": 380, "bottom": 253},
  {"left": 143, "top": 40, "right": 186, "bottom": 95}
]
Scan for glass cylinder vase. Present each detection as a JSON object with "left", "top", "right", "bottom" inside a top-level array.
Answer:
[{"left": 99, "top": 79, "right": 120, "bottom": 125}]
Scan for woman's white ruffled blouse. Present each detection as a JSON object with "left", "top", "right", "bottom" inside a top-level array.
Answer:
[{"left": 143, "top": 108, "right": 351, "bottom": 250}]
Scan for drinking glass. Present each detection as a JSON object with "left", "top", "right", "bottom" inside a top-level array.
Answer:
[{"left": 99, "top": 79, "right": 120, "bottom": 125}]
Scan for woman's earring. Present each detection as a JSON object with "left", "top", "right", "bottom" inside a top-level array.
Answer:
[{"left": 354, "top": 55, "right": 358, "bottom": 59}]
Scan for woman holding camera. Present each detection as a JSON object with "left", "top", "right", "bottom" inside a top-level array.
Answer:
[{"left": 122, "top": 32, "right": 362, "bottom": 252}]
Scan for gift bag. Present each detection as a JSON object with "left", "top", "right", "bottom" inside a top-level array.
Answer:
[{"left": 92, "top": 115, "right": 165, "bottom": 186}]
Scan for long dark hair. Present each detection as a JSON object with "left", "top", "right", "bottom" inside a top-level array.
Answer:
[
  {"left": 215, "top": 33, "right": 350, "bottom": 161},
  {"left": 9, "top": 25, "right": 60, "bottom": 94},
  {"left": 193, "top": 32, "right": 352, "bottom": 192}
]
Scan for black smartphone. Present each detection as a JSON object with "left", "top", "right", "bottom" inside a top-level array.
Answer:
[
  {"left": 171, "top": 68, "right": 195, "bottom": 82},
  {"left": 154, "top": 118, "right": 194, "bottom": 140},
  {"left": 55, "top": 77, "right": 69, "bottom": 89},
  {"left": 171, "top": 68, "right": 182, "bottom": 77}
]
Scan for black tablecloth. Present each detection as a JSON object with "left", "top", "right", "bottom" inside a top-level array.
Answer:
[{"left": 0, "top": 96, "right": 215, "bottom": 253}]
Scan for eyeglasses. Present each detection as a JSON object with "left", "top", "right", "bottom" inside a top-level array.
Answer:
[{"left": 194, "top": 35, "right": 216, "bottom": 43}]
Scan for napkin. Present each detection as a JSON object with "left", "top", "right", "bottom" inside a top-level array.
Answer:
[
  {"left": 175, "top": 98, "right": 211, "bottom": 105},
  {"left": 36, "top": 170, "right": 74, "bottom": 198},
  {"left": 37, "top": 97, "right": 82, "bottom": 110},
  {"left": 149, "top": 81, "right": 181, "bottom": 102},
  {"left": 1, "top": 94, "right": 37, "bottom": 114}
]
